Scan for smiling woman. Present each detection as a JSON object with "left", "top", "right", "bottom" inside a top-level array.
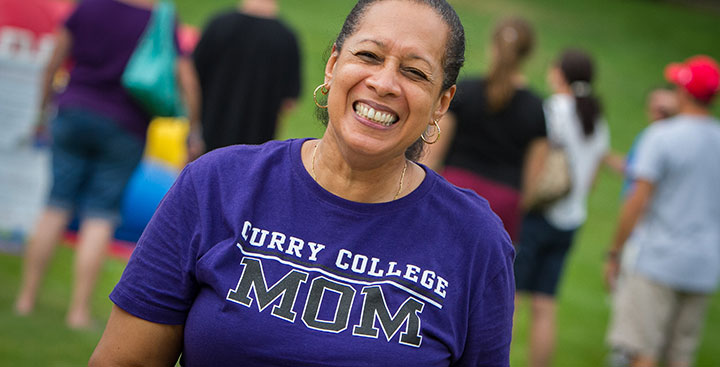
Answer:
[
  {"left": 312, "top": 0, "right": 455, "bottom": 202},
  {"left": 89, "top": 1, "right": 516, "bottom": 366}
]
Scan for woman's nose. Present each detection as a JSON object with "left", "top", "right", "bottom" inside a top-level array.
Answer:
[{"left": 365, "top": 63, "right": 401, "bottom": 97}]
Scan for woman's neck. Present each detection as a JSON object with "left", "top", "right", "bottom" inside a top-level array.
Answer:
[
  {"left": 115, "top": 0, "right": 155, "bottom": 10},
  {"left": 240, "top": 0, "right": 278, "bottom": 18},
  {"left": 511, "top": 72, "right": 527, "bottom": 88},
  {"left": 302, "top": 137, "right": 421, "bottom": 203},
  {"left": 554, "top": 83, "right": 573, "bottom": 96}
]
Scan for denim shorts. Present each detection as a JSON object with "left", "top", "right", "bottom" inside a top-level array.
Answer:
[
  {"left": 514, "top": 211, "right": 577, "bottom": 296},
  {"left": 48, "top": 107, "right": 144, "bottom": 223}
]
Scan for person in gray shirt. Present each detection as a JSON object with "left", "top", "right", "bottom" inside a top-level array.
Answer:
[{"left": 605, "top": 55, "right": 720, "bottom": 367}]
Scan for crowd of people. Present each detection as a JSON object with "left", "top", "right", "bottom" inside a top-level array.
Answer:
[{"left": 5, "top": 0, "right": 719, "bottom": 366}]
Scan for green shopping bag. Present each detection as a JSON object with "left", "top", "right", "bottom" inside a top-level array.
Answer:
[{"left": 122, "top": 0, "right": 182, "bottom": 117}]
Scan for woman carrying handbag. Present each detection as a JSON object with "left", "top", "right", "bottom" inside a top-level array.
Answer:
[
  {"left": 15, "top": 0, "right": 202, "bottom": 329},
  {"left": 513, "top": 49, "right": 611, "bottom": 367}
]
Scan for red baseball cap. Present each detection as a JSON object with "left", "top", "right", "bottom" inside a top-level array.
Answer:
[{"left": 664, "top": 55, "right": 720, "bottom": 103}]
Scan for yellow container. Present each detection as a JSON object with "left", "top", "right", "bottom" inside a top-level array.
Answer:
[{"left": 144, "top": 117, "right": 189, "bottom": 171}]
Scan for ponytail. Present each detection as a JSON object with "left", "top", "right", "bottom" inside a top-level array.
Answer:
[
  {"left": 560, "top": 50, "right": 601, "bottom": 137},
  {"left": 486, "top": 18, "right": 535, "bottom": 112}
]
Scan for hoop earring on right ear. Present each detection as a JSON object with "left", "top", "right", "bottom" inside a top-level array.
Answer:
[
  {"left": 421, "top": 119, "right": 441, "bottom": 144},
  {"left": 313, "top": 83, "right": 329, "bottom": 109}
]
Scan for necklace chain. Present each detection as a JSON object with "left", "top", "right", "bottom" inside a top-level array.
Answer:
[{"left": 311, "top": 141, "right": 408, "bottom": 201}]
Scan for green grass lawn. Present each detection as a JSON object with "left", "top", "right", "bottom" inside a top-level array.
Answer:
[{"left": 1, "top": 0, "right": 719, "bottom": 365}]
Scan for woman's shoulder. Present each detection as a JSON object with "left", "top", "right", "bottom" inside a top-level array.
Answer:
[
  {"left": 188, "top": 139, "right": 299, "bottom": 175},
  {"left": 433, "top": 184, "right": 515, "bottom": 273},
  {"left": 424, "top": 168, "right": 488, "bottom": 208},
  {"left": 449, "top": 77, "right": 486, "bottom": 113},
  {"left": 67, "top": 0, "right": 152, "bottom": 29},
  {"left": 515, "top": 86, "right": 545, "bottom": 106},
  {"left": 544, "top": 93, "right": 573, "bottom": 109},
  {"left": 90, "top": 0, "right": 153, "bottom": 12},
  {"left": 506, "top": 87, "right": 544, "bottom": 120},
  {"left": 543, "top": 94, "right": 576, "bottom": 123},
  {"left": 424, "top": 170, "right": 512, "bottom": 248}
]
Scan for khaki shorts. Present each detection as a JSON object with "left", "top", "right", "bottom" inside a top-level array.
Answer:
[{"left": 606, "top": 271, "right": 710, "bottom": 365}]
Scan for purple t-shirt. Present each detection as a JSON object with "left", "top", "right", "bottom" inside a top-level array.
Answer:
[
  {"left": 57, "top": 0, "right": 179, "bottom": 140},
  {"left": 111, "top": 138, "right": 515, "bottom": 366}
]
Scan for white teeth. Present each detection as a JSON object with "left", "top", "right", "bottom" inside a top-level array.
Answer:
[{"left": 354, "top": 103, "right": 397, "bottom": 126}]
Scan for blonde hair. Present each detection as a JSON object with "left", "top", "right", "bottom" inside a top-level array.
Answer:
[{"left": 486, "top": 17, "right": 535, "bottom": 112}]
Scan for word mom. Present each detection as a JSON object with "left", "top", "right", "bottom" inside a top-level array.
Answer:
[{"left": 227, "top": 257, "right": 425, "bottom": 348}]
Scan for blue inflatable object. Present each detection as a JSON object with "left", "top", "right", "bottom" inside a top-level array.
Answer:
[
  {"left": 66, "top": 160, "right": 178, "bottom": 244},
  {"left": 114, "top": 160, "right": 178, "bottom": 243}
]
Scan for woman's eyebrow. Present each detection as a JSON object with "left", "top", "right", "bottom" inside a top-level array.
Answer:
[{"left": 356, "top": 38, "right": 384, "bottom": 47}]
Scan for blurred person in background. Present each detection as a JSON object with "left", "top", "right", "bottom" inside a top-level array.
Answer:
[
  {"left": 89, "top": 1, "right": 517, "bottom": 365},
  {"left": 423, "top": 17, "right": 548, "bottom": 242},
  {"left": 620, "top": 87, "right": 678, "bottom": 198},
  {"left": 193, "top": 0, "right": 301, "bottom": 151},
  {"left": 514, "top": 49, "right": 610, "bottom": 367},
  {"left": 644, "top": 87, "right": 679, "bottom": 127},
  {"left": 14, "top": 0, "right": 202, "bottom": 329},
  {"left": 605, "top": 55, "right": 720, "bottom": 367}
]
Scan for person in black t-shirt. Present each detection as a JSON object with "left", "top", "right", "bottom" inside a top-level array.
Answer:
[
  {"left": 423, "top": 17, "right": 547, "bottom": 242},
  {"left": 193, "top": 0, "right": 301, "bottom": 152}
]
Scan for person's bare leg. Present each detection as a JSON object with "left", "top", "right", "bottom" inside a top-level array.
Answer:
[
  {"left": 529, "top": 294, "right": 556, "bottom": 367},
  {"left": 513, "top": 292, "right": 528, "bottom": 339},
  {"left": 15, "top": 207, "right": 71, "bottom": 315},
  {"left": 66, "top": 217, "right": 113, "bottom": 329}
]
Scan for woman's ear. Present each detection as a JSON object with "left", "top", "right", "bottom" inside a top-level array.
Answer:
[
  {"left": 324, "top": 44, "right": 339, "bottom": 86},
  {"left": 433, "top": 85, "right": 456, "bottom": 120}
]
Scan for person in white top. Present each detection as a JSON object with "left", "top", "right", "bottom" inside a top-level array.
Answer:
[
  {"left": 514, "top": 49, "right": 610, "bottom": 367},
  {"left": 605, "top": 55, "right": 720, "bottom": 367}
]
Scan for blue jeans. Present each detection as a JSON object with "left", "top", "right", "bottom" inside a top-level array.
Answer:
[{"left": 48, "top": 107, "right": 144, "bottom": 223}]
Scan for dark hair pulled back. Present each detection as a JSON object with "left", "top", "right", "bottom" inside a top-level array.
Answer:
[
  {"left": 319, "top": 0, "right": 465, "bottom": 161},
  {"left": 558, "top": 49, "right": 602, "bottom": 137}
]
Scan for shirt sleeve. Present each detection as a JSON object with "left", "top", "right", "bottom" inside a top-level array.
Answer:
[
  {"left": 454, "top": 237, "right": 515, "bottom": 367},
  {"left": 629, "top": 127, "right": 664, "bottom": 183},
  {"left": 110, "top": 163, "right": 202, "bottom": 324},
  {"left": 597, "top": 120, "right": 611, "bottom": 155},
  {"left": 543, "top": 97, "right": 564, "bottom": 144}
]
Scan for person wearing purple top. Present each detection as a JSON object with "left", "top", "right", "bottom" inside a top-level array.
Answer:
[
  {"left": 14, "top": 0, "right": 202, "bottom": 329},
  {"left": 90, "top": 1, "right": 515, "bottom": 366}
]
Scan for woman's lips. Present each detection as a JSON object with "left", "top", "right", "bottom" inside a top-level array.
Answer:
[{"left": 353, "top": 101, "right": 399, "bottom": 127}]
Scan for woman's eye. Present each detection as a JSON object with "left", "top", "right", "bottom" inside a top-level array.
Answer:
[
  {"left": 404, "top": 68, "right": 428, "bottom": 81},
  {"left": 356, "top": 51, "right": 379, "bottom": 62}
]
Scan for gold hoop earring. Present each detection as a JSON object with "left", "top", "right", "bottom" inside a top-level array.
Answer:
[
  {"left": 421, "top": 119, "right": 441, "bottom": 144},
  {"left": 313, "top": 83, "right": 329, "bottom": 109}
]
